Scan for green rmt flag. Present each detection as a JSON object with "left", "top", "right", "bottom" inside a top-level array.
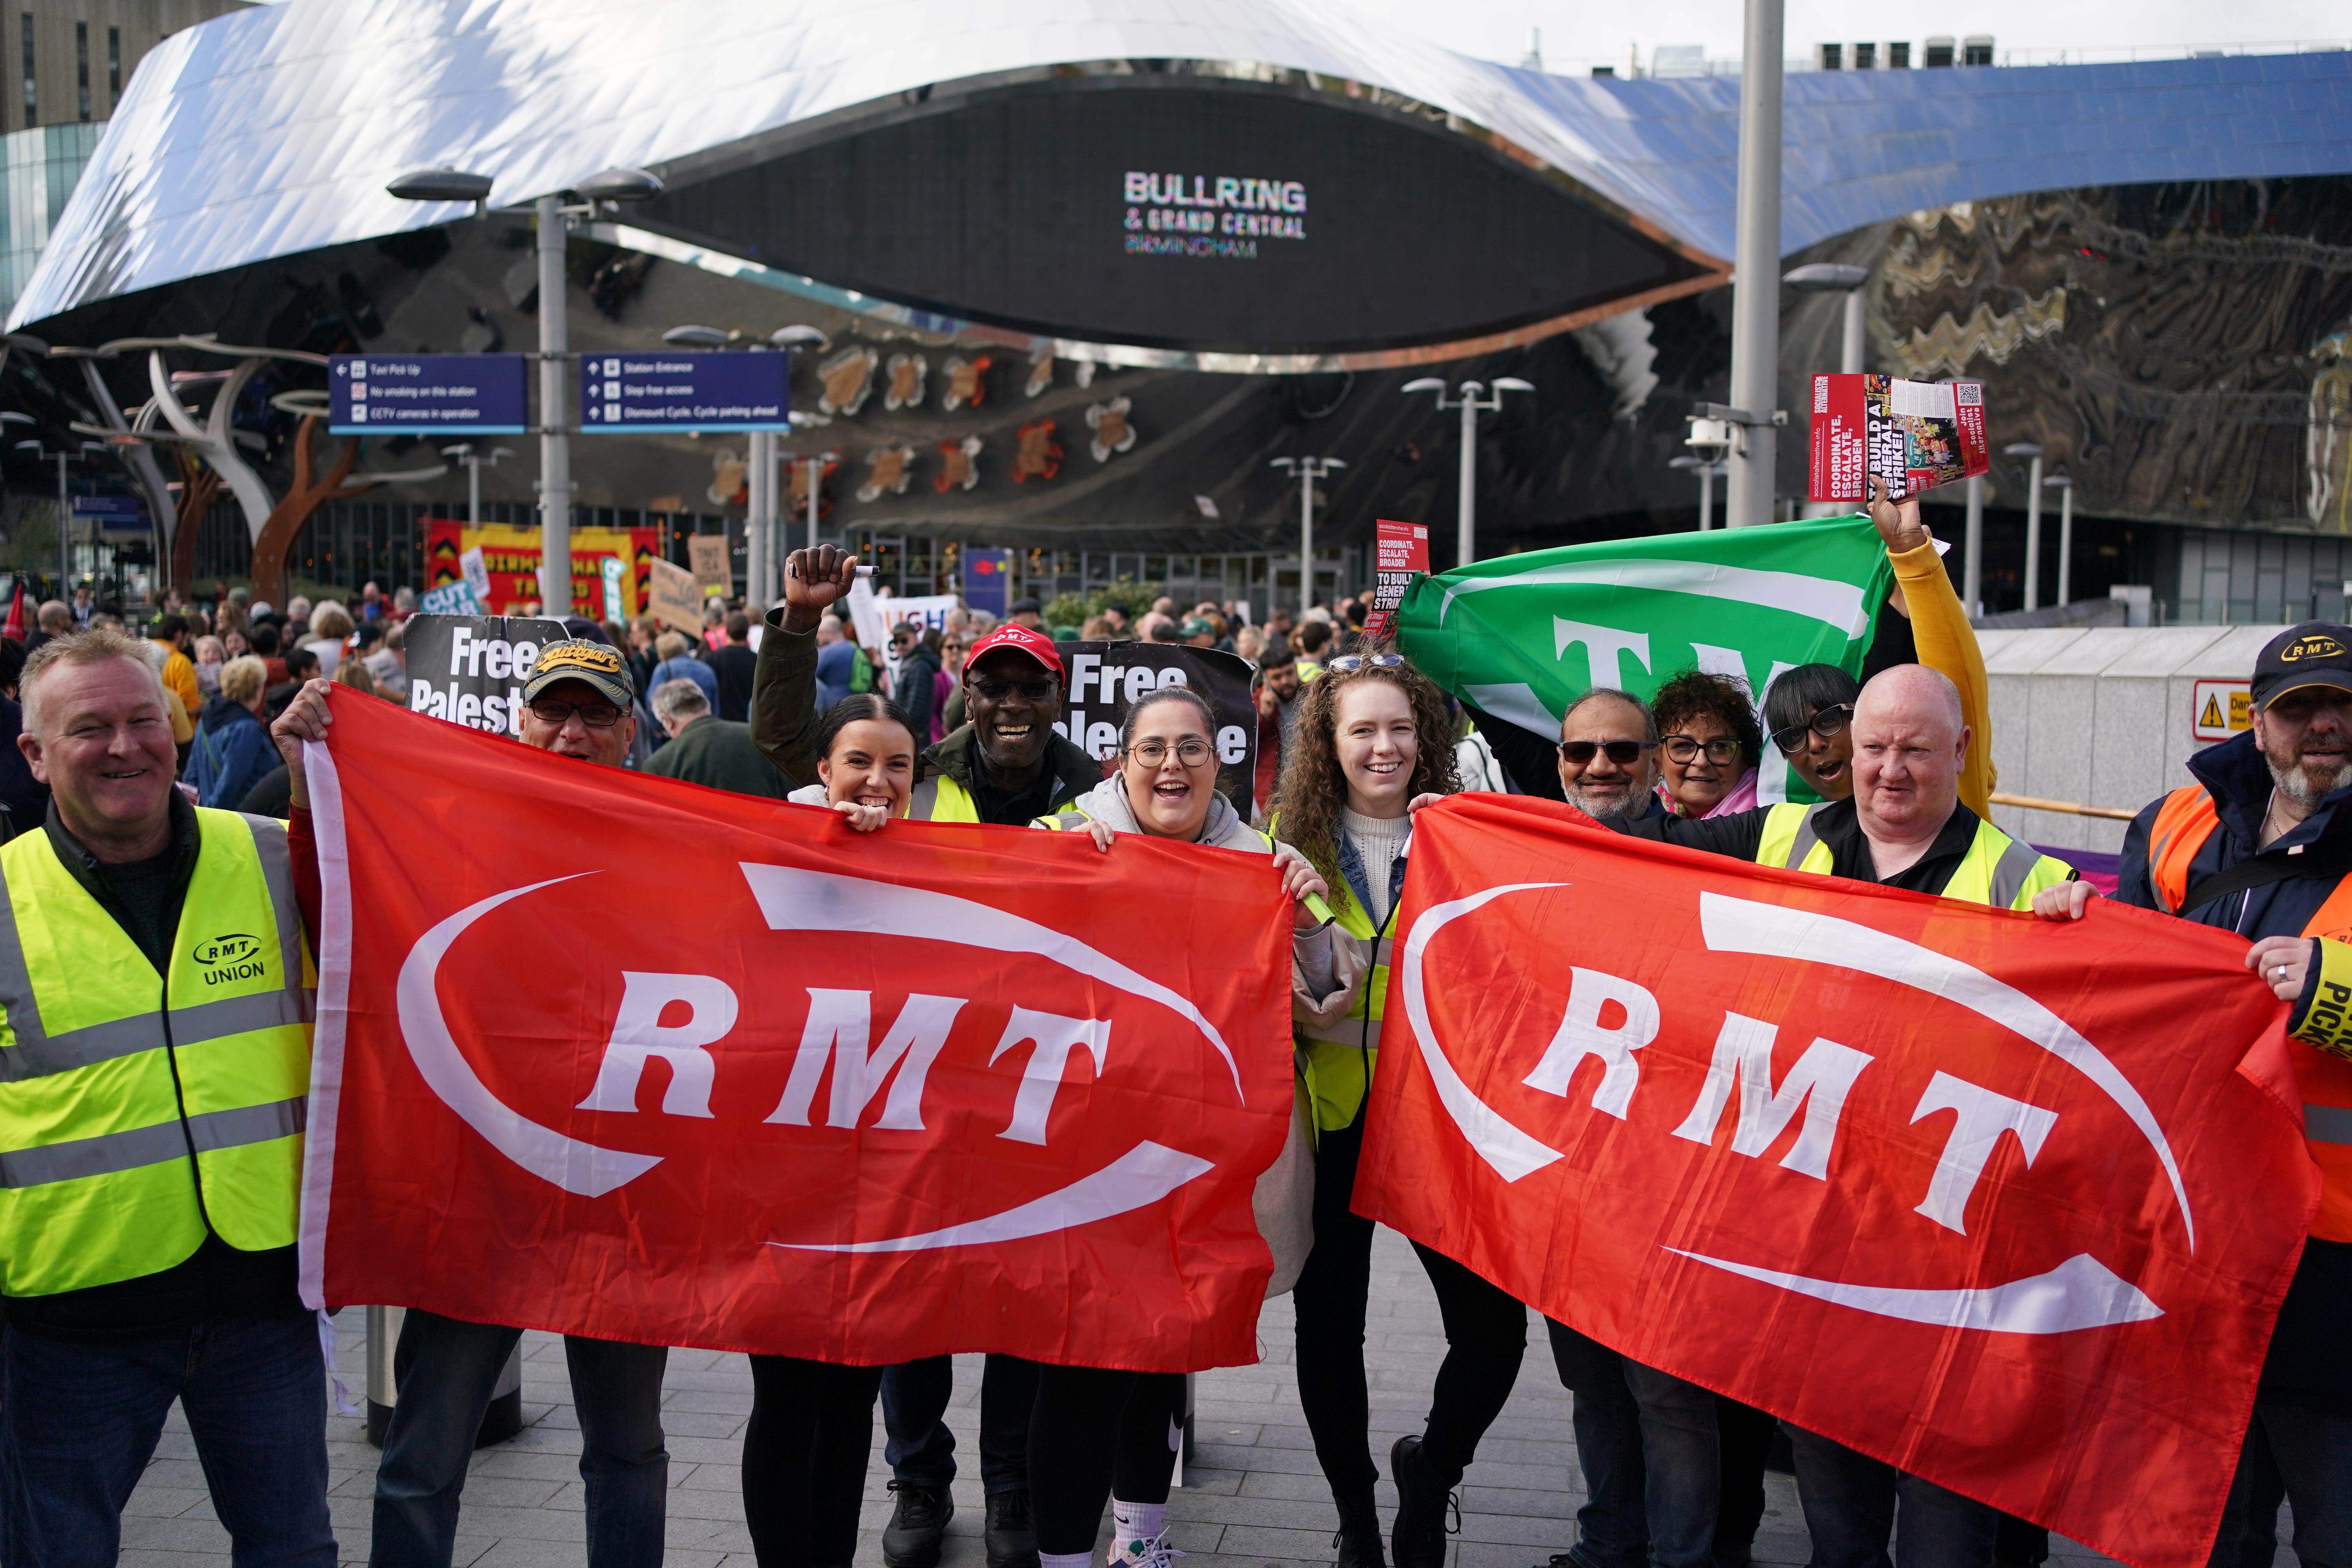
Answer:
[{"left": 1396, "top": 515, "right": 1894, "bottom": 804}]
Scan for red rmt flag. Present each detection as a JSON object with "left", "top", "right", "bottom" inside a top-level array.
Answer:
[
  {"left": 1354, "top": 794, "right": 2315, "bottom": 1568},
  {"left": 297, "top": 693, "right": 1293, "bottom": 1372}
]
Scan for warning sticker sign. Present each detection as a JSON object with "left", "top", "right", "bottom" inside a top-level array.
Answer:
[{"left": 2192, "top": 678, "right": 2253, "bottom": 742}]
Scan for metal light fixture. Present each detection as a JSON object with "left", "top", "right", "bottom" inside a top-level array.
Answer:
[
  {"left": 1270, "top": 457, "right": 1346, "bottom": 616},
  {"left": 661, "top": 325, "right": 731, "bottom": 348},
  {"left": 385, "top": 167, "right": 495, "bottom": 205},
  {"left": 1783, "top": 262, "right": 1870, "bottom": 377},
  {"left": 1399, "top": 376, "right": 1533, "bottom": 566},
  {"left": 575, "top": 167, "right": 664, "bottom": 205}
]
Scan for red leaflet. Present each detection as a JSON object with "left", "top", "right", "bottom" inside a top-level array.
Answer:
[
  {"left": 299, "top": 692, "right": 1292, "bottom": 1372},
  {"left": 1356, "top": 794, "right": 2313, "bottom": 1568}
]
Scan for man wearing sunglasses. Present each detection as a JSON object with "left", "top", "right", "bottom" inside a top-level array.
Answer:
[
  {"left": 269, "top": 642, "right": 673, "bottom": 1568},
  {"left": 1555, "top": 689, "right": 1666, "bottom": 823}
]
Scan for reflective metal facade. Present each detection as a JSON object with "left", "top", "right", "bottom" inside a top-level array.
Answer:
[{"left": 11, "top": 0, "right": 2352, "bottom": 330}]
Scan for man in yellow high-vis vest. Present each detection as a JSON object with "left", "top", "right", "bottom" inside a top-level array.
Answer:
[{"left": 2, "top": 626, "right": 332, "bottom": 1568}]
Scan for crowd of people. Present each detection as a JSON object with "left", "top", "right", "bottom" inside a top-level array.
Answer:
[{"left": 3, "top": 477, "right": 2347, "bottom": 1568}]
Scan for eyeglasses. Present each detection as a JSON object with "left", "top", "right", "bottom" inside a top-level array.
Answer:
[
  {"left": 1324, "top": 653, "right": 1405, "bottom": 673},
  {"left": 969, "top": 672, "right": 1058, "bottom": 702},
  {"left": 1126, "top": 738, "right": 1214, "bottom": 768},
  {"left": 1558, "top": 739, "right": 1655, "bottom": 766},
  {"left": 527, "top": 697, "right": 624, "bottom": 728},
  {"left": 1663, "top": 735, "right": 1744, "bottom": 765},
  {"left": 1770, "top": 704, "right": 1854, "bottom": 755}
]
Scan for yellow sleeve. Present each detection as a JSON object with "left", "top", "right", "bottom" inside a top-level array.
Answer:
[
  {"left": 1888, "top": 540, "right": 1993, "bottom": 815},
  {"left": 165, "top": 689, "right": 194, "bottom": 746},
  {"left": 2291, "top": 938, "right": 2352, "bottom": 1060}
]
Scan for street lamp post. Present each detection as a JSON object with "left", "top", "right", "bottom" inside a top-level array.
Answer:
[
  {"left": 2005, "top": 442, "right": 2045, "bottom": 611},
  {"left": 15, "top": 438, "right": 71, "bottom": 593},
  {"left": 441, "top": 444, "right": 514, "bottom": 526},
  {"left": 788, "top": 450, "right": 840, "bottom": 558},
  {"left": 1784, "top": 263, "right": 1869, "bottom": 376},
  {"left": 1399, "top": 377, "right": 1532, "bottom": 567},
  {"left": 1670, "top": 454, "right": 1727, "bottom": 530},
  {"left": 2046, "top": 473, "right": 2075, "bottom": 608},
  {"left": 1270, "top": 456, "right": 1346, "bottom": 615},
  {"left": 1963, "top": 475, "right": 1984, "bottom": 617},
  {"left": 390, "top": 163, "right": 661, "bottom": 616},
  {"left": 1725, "top": 0, "right": 1786, "bottom": 528}
]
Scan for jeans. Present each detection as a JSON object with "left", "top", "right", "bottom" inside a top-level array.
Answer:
[
  {"left": 0, "top": 1305, "right": 335, "bottom": 1568},
  {"left": 2205, "top": 1396, "right": 2352, "bottom": 1567},
  {"left": 1411, "top": 1243, "right": 1528, "bottom": 1486},
  {"left": 1716, "top": 1396, "right": 1782, "bottom": 1566},
  {"left": 1544, "top": 1319, "right": 1719, "bottom": 1568},
  {"left": 878, "top": 1352, "right": 1036, "bottom": 1495},
  {"left": 370, "top": 1309, "right": 668, "bottom": 1568},
  {"left": 1786, "top": 1425, "right": 1995, "bottom": 1568},
  {"left": 742, "top": 1356, "right": 886, "bottom": 1568},
  {"left": 1292, "top": 1116, "right": 1379, "bottom": 1499}
]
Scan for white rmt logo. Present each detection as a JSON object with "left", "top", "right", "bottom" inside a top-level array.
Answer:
[
  {"left": 1397, "top": 885, "right": 2184, "bottom": 1336},
  {"left": 394, "top": 865, "right": 1249, "bottom": 1252}
]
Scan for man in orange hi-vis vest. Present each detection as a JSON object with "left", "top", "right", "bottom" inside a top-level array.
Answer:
[{"left": 2075, "top": 621, "right": 2352, "bottom": 1561}]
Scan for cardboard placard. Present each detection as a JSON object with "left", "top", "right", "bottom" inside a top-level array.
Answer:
[
  {"left": 688, "top": 535, "right": 731, "bottom": 595},
  {"left": 646, "top": 557, "right": 702, "bottom": 632}
]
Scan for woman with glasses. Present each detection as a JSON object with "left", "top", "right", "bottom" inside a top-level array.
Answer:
[
  {"left": 1651, "top": 670, "right": 1763, "bottom": 818},
  {"left": 1027, "top": 684, "right": 1329, "bottom": 1568},
  {"left": 1761, "top": 665, "right": 1862, "bottom": 800},
  {"left": 1275, "top": 654, "right": 1524, "bottom": 1568}
]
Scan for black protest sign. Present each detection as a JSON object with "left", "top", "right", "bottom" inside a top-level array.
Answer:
[
  {"left": 1052, "top": 642, "right": 1258, "bottom": 814},
  {"left": 402, "top": 615, "right": 573, "bottom": 738}
]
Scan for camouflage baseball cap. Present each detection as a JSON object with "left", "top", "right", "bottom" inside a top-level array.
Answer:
[{"left": 522, "top": 639, "right": 633, "bottom": 707}]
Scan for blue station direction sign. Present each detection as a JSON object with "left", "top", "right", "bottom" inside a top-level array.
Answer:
[
  {"left": 330, "top": 354, "right": 529, "bottom": 435},
  {"left": 71, "top": 494, "right": 149, "bottom": 537},
  {"left": 579, "top": 352, "right": 789, "bottom": 434}
]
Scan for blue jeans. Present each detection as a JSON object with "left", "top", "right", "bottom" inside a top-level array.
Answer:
[
  {"left": 0, "top": 1304, "right": 335, "bottom": 1568},
  {"left": 1786, "top": 1425, "right": 1995, "bottom": 1568},
  {"left": 1545, "top": 1319, "right": 1719, "bottom": 1568},
  {"left": 370, "top": 1309, "right": 668, "bottom": 1568},
  {"left": 2204, "top": 1396, "right": 2352, "bottom": 1566},
  {"left": 879, "top": 1352, "right": 1036, "bottom": 1494}
]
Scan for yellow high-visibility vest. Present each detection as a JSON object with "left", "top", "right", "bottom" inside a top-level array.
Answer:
[
  {"left": 0, "top": 810, "right": 314, "bottom": 1297},
  {"left": 1753, "top": 801, "right": 2073, "bottom": 910}
]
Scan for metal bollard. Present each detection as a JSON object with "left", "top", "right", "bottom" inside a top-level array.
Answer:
[{"left": 364, "top": 1305, "right": 525, "bottom": 1448}]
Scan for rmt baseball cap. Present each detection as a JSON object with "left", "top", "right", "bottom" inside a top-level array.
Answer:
[
  {"left": 963, "top": 623, "right": 1064, "bottom": 681},
  {"left": 2252, "top": 622, "right": 2352, "bottom": 710},
  {"left": 523, "top": 639, "right": 635, "bottom": 707}
]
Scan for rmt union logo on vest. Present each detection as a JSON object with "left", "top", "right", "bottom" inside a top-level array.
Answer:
[{"left": 191, "top": 934, "right": 267, "bottom": 986}]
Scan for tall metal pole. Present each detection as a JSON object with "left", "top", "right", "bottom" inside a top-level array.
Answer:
[
  {"left": 1700, "top": 466, "right": 1716, "bottom": 532},
  {"left": 2022, "top": 452, "right": 2044, "bottom": 611},
  {"left": 2054, "top": 481, "right": 2074, "bottom": 607},
  {"left": 1963, "top": 475, "right": 1984, "bottom": 616},
  {"left": 1840, "top": 289, "right": 1866, "bottom": 376},
  {"left": 55, "top": 452, "right": 69, "bottom": 595},
  {"left": 468, "top": 454, "right": 481, "bottom": 527},
  {"left": 1300, "top": 467, "right": 1317, "bottom": 616},
  {"left": 1457, "top": 392, "right": 1479, "bottom": 566},
  {"left": 535, "top": 194, "right": 572, "bottom": 614},
  {"left": 806, "top": 458, "right": 820, "bottom": 554},
  {"left": 1725, "top": 0, "right": 1784, "bottom": 527},
  {"left": 745, "top": 429, "right": 771, "bottom": 610}
]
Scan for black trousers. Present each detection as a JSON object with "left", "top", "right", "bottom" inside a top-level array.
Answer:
[
  {"left": 1715, "top": 1395, "right": 1780, "bottom": 1562},
  {"left": 740, "top": 1355, "right": 885, "bottom": 1568},
  {"left": 1407, "top": 1243, "right": 1528, "bottom": 1485},
  {"left": 1292, "top": 1117, "right": 1381, "bottom": 1497},
  {"left": 1027, "top": 1366, "right": 1187, "bottom": 1554}
]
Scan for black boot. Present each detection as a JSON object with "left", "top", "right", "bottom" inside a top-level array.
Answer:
[
  {"left": 1389, "top": 1434, "right": 1454, "bottom": 1568},
  {"left": 881, "top": 1481, "right": 953, "bottom": 1568},
  {"left": 985, "top": 1488, "right": 1040, "bottom": 1568},
  {"left": 1335, "top": 1489, "right": 1387, "bottom": 1568}
]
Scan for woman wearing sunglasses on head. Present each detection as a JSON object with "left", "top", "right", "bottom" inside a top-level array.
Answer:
[
  {"left": 1274, "top": 654, "right": 1529, "bottom": 1568},
  {"left": 1025, "top": 684, "right": 1330, "bottom": 1568}
]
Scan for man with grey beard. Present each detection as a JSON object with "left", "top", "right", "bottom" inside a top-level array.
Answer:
[
  {"left": 1553, "top": 687, "right": 1667, "bottom": 822},
  {"left": 2102, "top": 621, "right": 2352, "bottom": 1565}
]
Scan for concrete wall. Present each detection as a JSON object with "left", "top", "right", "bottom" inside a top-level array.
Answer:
[{"left": 1978, "top": 624, "right": 2284, "bottom": 855}]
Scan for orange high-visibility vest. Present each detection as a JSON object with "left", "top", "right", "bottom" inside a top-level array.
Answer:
[{"left": 2149, "top": 784, "right": 2352, "bottom": 1241}]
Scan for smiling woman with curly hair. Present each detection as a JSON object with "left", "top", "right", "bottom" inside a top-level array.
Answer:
[{"left": 1270, "top": 653, "right": 1534, "bottom": 1562}]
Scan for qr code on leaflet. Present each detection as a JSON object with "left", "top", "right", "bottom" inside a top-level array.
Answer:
[{"left": 1955, "top": 384, "right": 1982, "bottom": 407}]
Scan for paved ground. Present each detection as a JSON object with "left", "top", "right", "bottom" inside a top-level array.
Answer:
[{"left": 120, "top": 1229, "right": 2220, "bottom": 1568}]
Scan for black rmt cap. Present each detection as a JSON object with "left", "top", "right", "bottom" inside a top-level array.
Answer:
[{"left": 2252, "top": 622, "right": 2352, "bottom": 710}]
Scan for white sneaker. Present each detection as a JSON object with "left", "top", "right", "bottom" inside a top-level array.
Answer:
[{"left": 1107, "top": 1534, "right": 1185, "bottom": 1568}]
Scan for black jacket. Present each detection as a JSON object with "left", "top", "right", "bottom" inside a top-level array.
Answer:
[
  {"left": 2116, "top": 728, "right": 2352, "bottom": 1406},
  {"left": 708, "top": 641, "right": 759, "bottom": 723},
  {"left": 920, "top": 722, "right": 1098, "bottom": 826}
]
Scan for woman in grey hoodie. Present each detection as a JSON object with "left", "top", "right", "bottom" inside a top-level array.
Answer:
[{"left": 1027, "top": 685, "right": 1330, "bottom": 1568}]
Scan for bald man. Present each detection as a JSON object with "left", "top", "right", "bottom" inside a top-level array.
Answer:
[{"left": 1596, "top": 662, "right": 2078, "bottom": 1566}]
